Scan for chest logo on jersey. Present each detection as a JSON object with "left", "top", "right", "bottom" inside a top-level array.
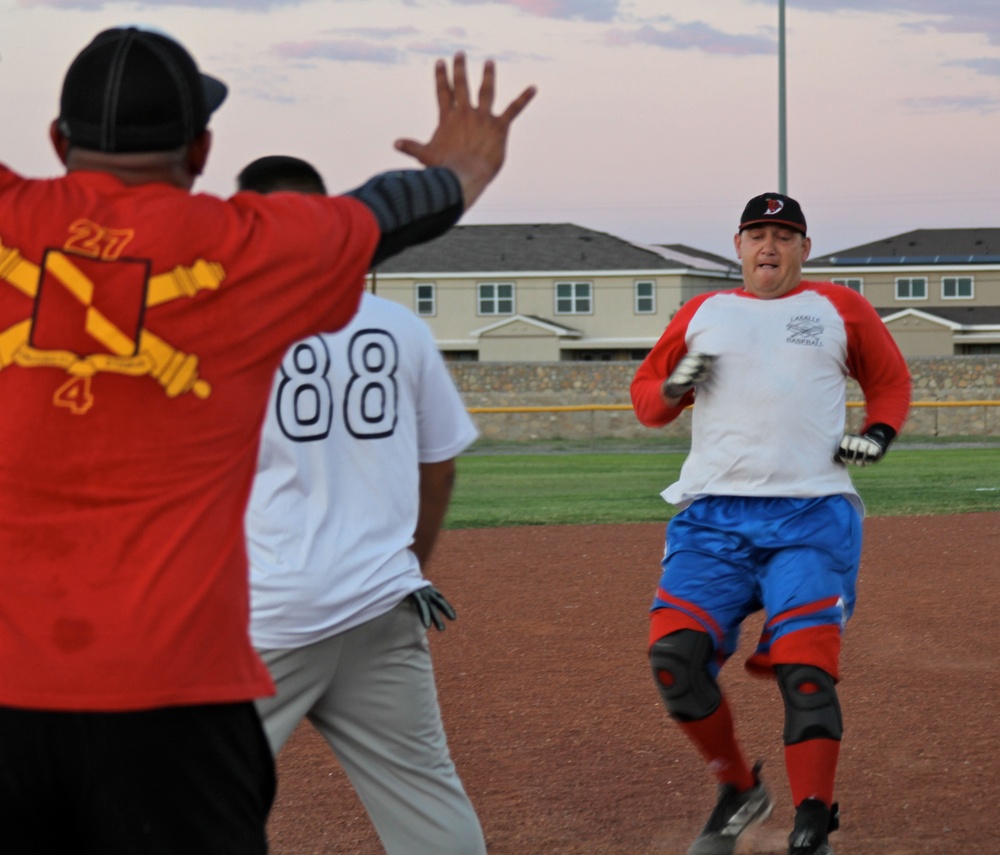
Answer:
[
  {"left": 786, "top": 314, "right": 824, "bottom": 348},
  {"left": 0, "top": 224, "right": 224, "bottom": 414}
]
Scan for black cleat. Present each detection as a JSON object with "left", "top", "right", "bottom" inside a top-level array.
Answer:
[
  {"left": 787, "top": 798, "right": 840, "bottom": 855},
  {"left": 687, "top": 761, "right": 773, "bottom": 855}
]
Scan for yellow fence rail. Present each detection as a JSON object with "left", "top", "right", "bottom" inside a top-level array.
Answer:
[
  {"left": 463, "top": 400, "right": 1000, "bottom": 442},
  {"left": 467, "top": 401, "right": 1000, "bottom": 414}
]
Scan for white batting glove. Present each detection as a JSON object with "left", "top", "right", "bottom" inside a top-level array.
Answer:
[
  {"left": 662, "top": 352, "right": 715, "bottom": 400},
  {"left": 834, "top": 424, "right": 896, "bottom": 467}
]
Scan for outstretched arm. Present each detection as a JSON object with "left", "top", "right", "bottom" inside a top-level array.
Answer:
[
  {"left": 394, "top": 53, "right": 537, "bottom": 211},
  {"left": 346, "top": 167, "right": 464, "bottom": 267}
]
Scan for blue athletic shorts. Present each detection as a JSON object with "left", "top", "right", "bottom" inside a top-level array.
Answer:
[{"left": 651, "top": 495, "right": 862, "bottom": 676}]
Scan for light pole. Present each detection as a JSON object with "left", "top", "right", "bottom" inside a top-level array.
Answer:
[{"left": 778, "top": 0, "right": 787, "bottom": 193}]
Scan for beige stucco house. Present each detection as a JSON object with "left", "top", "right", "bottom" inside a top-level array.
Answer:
[
  {"left": 370, "top": 223, "right": 741, "bottom": 361},
  {"left": 804, "top": 228, "right": 1000, "bottom": 356},
  {"left": 371, "top": 223, "right": 1000, "bottom": 361}
]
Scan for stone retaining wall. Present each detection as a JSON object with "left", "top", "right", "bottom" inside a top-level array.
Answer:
[{"left": 447, "top": 357, "right": 1000, "bottom": 441}]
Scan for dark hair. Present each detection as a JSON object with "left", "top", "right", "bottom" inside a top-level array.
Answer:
[{"left": 237, "top": 156, "right": 328, "bottom": 195}]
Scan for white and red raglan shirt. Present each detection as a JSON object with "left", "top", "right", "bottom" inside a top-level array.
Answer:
[{"left": 631, "top": 282, "right": 912, "bottom": 511}]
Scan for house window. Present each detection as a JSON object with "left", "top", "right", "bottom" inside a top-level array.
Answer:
[
  {"left": 478, "top": 282, "right": 514, "bottom": 315},
  {"left": 833, "top": 278, "right": 863, "bottom": 294},
  {"left": 555, "top": 281, "right": 592, "bottom": 314},
  {"left": 415, "top": 282, "right": 435, "bottom": 316},
  {"left": 895, "top": 277, "right": 927, "bottom": 300},
  {"left": 958, "top": 343, "right": 1000, "bottom": 354},
  {"left": 635, "top": 280, "right": 656, "bottom": 314},
  {"left": 942, "top": 276, "right": 973, "bottom": 299}
]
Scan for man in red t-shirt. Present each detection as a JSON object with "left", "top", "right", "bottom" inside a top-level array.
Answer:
[{"left": 0, "top": 26, "right": 534, "bottom": 855}]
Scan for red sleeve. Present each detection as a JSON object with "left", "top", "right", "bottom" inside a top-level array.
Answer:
[
  {"left": 630, "top": 292, "right": 715, "bottom": 427},
  {"left": 0, "top": 163, "right": 20, "bottom": 191},
  {"left": 209, "top": 192, "right": 380, "bottom": 371},
  {"left": 816, "top": 283, "right": 912, "bottom": 433}
]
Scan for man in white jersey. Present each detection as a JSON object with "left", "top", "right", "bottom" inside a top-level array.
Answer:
[
  {"left": 240, "top": 157, "right": 485, "bottom": 855},
  {"left": 631, "top": 193, "right": 911, "bottom": 855}
]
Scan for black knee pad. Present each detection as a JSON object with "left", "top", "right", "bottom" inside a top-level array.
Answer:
[
  {"left": 776, "top": 663, "right": 843, "bottom": 744},
  {"left": 649, "top": 629, "right": 721, "bottom": 722}
]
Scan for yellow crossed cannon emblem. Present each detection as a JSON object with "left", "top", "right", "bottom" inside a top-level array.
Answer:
[{"left": 0, "top": 237, "right": 224, "bottom": 411}]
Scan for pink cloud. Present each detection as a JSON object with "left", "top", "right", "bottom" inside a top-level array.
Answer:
[
  {"left": 451, "top": 0, "right": 618, "bottom": 23},
  {"left": 272, "top": 40, "right": 403, "bottom": 64},
  {"left": 606, "top": 22, "right": 774, "bottom": 56}
]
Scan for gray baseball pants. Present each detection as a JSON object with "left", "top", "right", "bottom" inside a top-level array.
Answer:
[{"left": 255, "top": 599, "right": 486, "bottom": 855}]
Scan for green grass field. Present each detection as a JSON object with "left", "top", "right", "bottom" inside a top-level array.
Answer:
[{"left": 448, "top": 445, "right": 1000, "bottom": 528}]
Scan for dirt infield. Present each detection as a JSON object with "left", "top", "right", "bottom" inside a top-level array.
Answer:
[{"left": 267, "top": 513, "right": 1000, "bottom": 854}]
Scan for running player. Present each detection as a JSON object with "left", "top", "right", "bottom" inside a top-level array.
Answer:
[{"left": 631, "top": 193, "right": 911, "bottom": 855}]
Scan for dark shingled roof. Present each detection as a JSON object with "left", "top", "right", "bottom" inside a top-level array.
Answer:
[
  {"left": 809, "top": 228, "right": 1000, "bottom": 266},
  {"left": 880, "top": 306, "right": 1000, "bottom": 325},
  {"left": 375, "top": 223, "right": 691, "bottom": 274},
  {"left": 657, "top": 244, "right": 740, "bottom": 270}
]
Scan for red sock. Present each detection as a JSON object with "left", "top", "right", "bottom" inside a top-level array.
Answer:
[
  {"left": 677, "top": 696, "right": 755, "bottom": 791},
  {"left": 785, "top": 738, "right": 839, "bottom": 806}
]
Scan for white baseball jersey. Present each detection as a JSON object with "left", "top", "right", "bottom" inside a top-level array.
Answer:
[
  {"left": 246, "top": 293, "right": 478, "bottom": 649},
  {"left": 632, "top": 282, "right": 911, "bottom": 511}
]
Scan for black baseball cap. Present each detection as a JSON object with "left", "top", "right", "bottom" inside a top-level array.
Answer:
[
  {"left": 738, "top": 193, "right": 807, "bottom": 235},
  {"left": 58, "top": 27, "right": 228, "bottom": 153}
]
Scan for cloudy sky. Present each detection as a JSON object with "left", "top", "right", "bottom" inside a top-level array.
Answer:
[{"left": 2, "top": 0, "right": 999, "bottom": 259}]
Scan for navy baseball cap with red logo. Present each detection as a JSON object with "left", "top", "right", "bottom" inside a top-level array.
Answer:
[
  {"left": 738, "top": 192, "right": 807, "bottom": 235},
  {"left": 58, "top": 27, "right": 228, "bottom": 153}
]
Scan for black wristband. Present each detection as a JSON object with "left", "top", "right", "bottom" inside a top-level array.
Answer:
[
  {"left": 662, "top": 379, "right": 691, "bottom": 401},
  {"left": 865, "top": 423, "right": 896, "bottom": 449},
  {"left": 347, "top": 168, "right": 464, "bottom": 267}
]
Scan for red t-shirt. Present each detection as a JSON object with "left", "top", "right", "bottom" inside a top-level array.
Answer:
[{"left": 0, "top": 165, "right": 379, "bottom": 711}]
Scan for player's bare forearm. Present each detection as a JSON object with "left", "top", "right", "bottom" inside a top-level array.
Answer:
[
  {"left": 394, "top": 53, "right": 536, "bottom": 211},
  {"left": 411, "top": 459, "right": 457, "bottom": 567}
]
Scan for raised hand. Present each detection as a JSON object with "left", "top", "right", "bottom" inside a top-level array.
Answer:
[{"left": 394, "top": 53, "right": 536, "bottom": 210}]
